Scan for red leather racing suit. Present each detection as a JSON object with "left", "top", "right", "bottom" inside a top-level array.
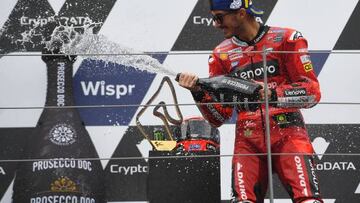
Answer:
[{"left": 192, "top": 25, "right": 322, "bottom": 202}]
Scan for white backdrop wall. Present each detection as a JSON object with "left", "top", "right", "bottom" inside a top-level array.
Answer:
[{"left": 1, "top": 0, "right": 360, "bottom": 202}]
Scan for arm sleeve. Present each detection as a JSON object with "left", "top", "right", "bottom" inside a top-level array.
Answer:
[
  {"left": 191, "top": 53, "right": 234, "bottom": 127},
  {"left": 274, "top": 31, "right": 321, "bottom": 109}
]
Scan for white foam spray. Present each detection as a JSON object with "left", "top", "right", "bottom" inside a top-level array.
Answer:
[{"left": 45, "top": 24, "right": 176, "bottom": 77}]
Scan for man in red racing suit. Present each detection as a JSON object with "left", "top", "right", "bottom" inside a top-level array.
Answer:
[{"left": 177, "top": 0, "right": 323, "bottom": 202}]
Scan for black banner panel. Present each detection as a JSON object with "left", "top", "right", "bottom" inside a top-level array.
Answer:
[{"left": 147, "top": 151, "right": 220, "bottom": 203}]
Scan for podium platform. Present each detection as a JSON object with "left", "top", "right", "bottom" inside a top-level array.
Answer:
[{"left": 147, "top": 151, "right": 220, "bottom": 203}]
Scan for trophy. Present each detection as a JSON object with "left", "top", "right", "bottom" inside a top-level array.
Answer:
[{"left": 136, "top": 76, "right": 183, "bottom": 151}]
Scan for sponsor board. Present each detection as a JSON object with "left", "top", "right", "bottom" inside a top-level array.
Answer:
[
  {"left": 73, "top": 58, "right": 165, "bottom": 126},
  {"left": 0, "top": 0, "right": 116, "bottom": 54},
  {"left": 104, "top": 126, "right": 149, "bottom": 201},
  {"left": 171, "top": 0, "right": 277, "bottom": 51},
  {"left": 1, "top": 0, "right": 360, "bottom": 202}
]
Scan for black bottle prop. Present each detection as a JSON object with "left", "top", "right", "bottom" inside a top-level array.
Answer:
[{"left": 12, "top": 50, "right": 105, "bottom": 203}]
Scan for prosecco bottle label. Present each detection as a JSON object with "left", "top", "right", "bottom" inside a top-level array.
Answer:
[
  {"left": 32, "top": 158, "right": 93, "bottom": 172},
  {"left": 30, "top": 176, "right": 97, "bottom": 203}
]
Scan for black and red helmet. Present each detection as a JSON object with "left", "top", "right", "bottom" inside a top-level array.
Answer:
[
  {"left": 179, "top": 116, "right": 220, "bottom": 143},
  {"left": 174, "top": 116, "right": 220, "bottom": 152}
]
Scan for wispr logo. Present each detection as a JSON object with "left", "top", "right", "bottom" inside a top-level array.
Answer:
[{"left": 81, "top": 80, "right": 135, "bottom": 100}]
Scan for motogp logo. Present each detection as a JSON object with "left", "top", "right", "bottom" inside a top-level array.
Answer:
[{"left": 49, "top": 123, "right": 77, "bottom": 146}]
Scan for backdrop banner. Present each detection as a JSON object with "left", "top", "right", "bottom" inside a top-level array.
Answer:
[{"left": 1, "top": 0, "right": 360, "bottom": 202}]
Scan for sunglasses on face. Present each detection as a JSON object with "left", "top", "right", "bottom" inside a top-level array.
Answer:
[{"left": 211, "top": 11, "right": 237, "bottom": 24}]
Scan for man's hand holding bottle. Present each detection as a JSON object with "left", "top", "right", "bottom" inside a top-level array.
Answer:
[{"left": 176, "top": 72, "right": 201, "bottom": 92}]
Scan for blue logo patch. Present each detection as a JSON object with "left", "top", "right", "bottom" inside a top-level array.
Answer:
[{"left": 189, "top": 144, "right": 201, "bottom": 151}]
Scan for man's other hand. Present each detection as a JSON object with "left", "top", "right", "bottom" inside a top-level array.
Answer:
[{"left": 252, "top": 80, "right": 271, "bottom": 101}]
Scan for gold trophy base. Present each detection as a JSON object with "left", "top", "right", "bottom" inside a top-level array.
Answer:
[{"left": 150, "top": 140, "right": 177, "bottom": 151}]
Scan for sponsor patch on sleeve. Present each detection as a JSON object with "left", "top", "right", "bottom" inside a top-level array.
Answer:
[
  {"left": 231, "top": 61, "right": 239, "bottom": 68},
  {"left": 208, "top": 54, "right": 215, "bottom": 64},
  {"left": 298, "top": 48, "right": 308, "bottom": 53},
  {"left": 289, "top": 31, "right": 303, "bottom": 41},
  {"left": 219, "top": 52, "right": 228, "bottom": 60},
  {"left": 284, "top": 88, "right": 307, "bottom": 97},
  {"left": 229, "top": 48, "right": 243, "bottom": 61},
  {"left": 273, "top": 33, "right": 284, "bottom": 42},
  {"left": 303, "top": 62, "right": 313, "bottom": 72},
  {"left": 300, "top": 55, "right": 311, "bottom": 64}
]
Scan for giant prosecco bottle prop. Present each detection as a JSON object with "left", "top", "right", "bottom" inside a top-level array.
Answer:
[{"left": 12, "top": 49, "right": 105, "bottom": 203}]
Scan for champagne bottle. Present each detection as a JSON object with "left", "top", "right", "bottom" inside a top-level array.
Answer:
[
  {"left": 176, "top": 73, "right": 263, "bottom": 111},
  {"left": 175, "top": 73, "right": 262, "bottom": 96},
  {"left": 197, "top": 75, "right": 263, "bottom": 111},
  {"left": 12, "top": 49, "right": 105, "bottom": 202}
]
